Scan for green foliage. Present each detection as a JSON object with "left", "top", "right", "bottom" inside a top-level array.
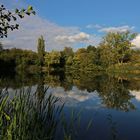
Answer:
[
  {"left": 37, "top": 35, "right": 45, "bottom": 66},
  {"left": 45, "top": 51, "right": 62, "bottom": 69},
  {"left": 0, "top": 86, "right": 93, "bottom": 140},
  {"left": 0, "top": 31, "right": 140, "bottom": 73},
  {"left": 98, "top": 44, "right": 116, "bottom": 67},
  {"left": 0, "top": 88, "right": 64, "bottom": 140},
  {"left": 100, "top": 32, "right": 136, "bottom": 64},
  {"left": 0, "top": 5, "right": 35, "bottom": 38},
  {"left": 0, "top": 48, "right": 38, "bottom": 72}
]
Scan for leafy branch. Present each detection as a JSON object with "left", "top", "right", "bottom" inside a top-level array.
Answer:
[{"left": 0, "top": 5, "right": 36, "bottom": 38}]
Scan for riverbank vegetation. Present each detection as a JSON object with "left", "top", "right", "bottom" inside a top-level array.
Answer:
[{"left": 1, "top": 31, "right": 140, "bottom": 74}]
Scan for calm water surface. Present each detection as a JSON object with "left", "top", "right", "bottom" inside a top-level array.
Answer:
[{"left": 1, "top": 72, "right": 140, "bottom": 140}]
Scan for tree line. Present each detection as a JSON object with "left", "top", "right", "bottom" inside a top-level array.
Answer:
[{"left": 1, "top": 31, "right": 140, "bottom": 73}]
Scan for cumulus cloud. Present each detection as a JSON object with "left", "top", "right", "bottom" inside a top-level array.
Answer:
[
  {"left": 99, "top": 25, "right": 135, "bottom": 33},
  {"left": 86, "top": 24, "right": 135, "bottom": 33},
  {"left": 1, "top": 15, "right": 100, "bottom": 51},
  {"left": 55, "top": 32, "right": 90, "bottom": 43},
  {"left": 131, "top": 34, "right": 140, "bottom": 48}
]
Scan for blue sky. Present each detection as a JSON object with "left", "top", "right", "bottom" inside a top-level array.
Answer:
[
  {"left": 27, "top": 0, "right": 140, "bottom": 30},
  {"left": 1, "top": 0, "right": 140, "bottom": 51}
]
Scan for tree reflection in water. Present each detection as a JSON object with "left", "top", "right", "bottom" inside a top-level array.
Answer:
[{"left": 0, "top": 71, "right": 139, "bottom": 111}]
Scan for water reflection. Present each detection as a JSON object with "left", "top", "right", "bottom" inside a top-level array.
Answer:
[
  {"left": 36, "top": 72, "right": 45, "bottom": 102},
  {"left": 1, "top": 71, "right": 140, "bottom": 139},
  {"left": 0, "top": 72, "right": 140, "bottom": 111},
  {"left": 130, "top": 90, "right": 140, "bottom": 101}
]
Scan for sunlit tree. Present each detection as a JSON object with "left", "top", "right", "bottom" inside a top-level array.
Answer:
[{"left": 101, "top": 31, "right": 137, "bottom": 64}]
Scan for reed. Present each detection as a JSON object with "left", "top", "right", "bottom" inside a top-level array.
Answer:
[
  {"left": 0, "top": 87, "right": 93, "bottom": 140},
  {"left": 0, "top": 87, "right": 64, "bottom": 140}
]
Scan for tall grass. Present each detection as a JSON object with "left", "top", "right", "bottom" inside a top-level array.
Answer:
[
  {"left": 0, "top": 87, "right": 93, "bottom": 140},
  {"left": 0, "top": 87, "right": 64, "bottom": 140}
]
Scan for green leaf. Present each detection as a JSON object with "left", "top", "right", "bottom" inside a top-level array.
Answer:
[
  {"left": 3, "top": 112, "right": 10, "bottom": 121},
  {"left": 27, "top": 6, "right": 33, "bottom": 12}
]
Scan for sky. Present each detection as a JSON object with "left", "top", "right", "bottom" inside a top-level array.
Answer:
[{"left": 1, "top": 0, "right": 140, "bottom": 51}]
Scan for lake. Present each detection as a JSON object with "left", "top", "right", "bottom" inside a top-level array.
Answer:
[{"left": 1, "top": 71, "right": 140, "bottom": 140}]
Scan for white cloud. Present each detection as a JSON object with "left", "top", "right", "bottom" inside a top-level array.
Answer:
[
  {"left": 130, "top": 90, "right": 140, "bottom": 101},
  {"left": 131, "top": 34, "right": 140, "bottom": 48},
  {"left": 86, "top": 24, "right": 102, "bottom": 29},
  {"left": 86, "top": 24, "right": 135, "bottom": 33},
  {"left": 99, "top": 25, "right": 135, "bottom": 33},
  {"left": 1, "top": 15, "right": 100, "bottom": 51},
  {"left": 48, "top": 86, "right": 99, "bottom": 106},
  {"left": 55, "top": 32, "right": 90, "bottom": 43}
]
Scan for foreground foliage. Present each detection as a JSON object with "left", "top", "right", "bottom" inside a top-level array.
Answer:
[
  {"left": 0, "top": 5, "right": 35, "bottom": 38},
  {"left": 0, "top": 87, "right": 93, "bottom": 140},
  {"left": 0, "top": 88, "right": 63, "bottom": 140}
]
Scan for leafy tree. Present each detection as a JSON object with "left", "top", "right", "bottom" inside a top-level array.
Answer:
[
  {"left": 0, "top": 4, "right": 35, "bottom": 38},
  {"left": 37, "top": 36, "right": 45, "bottom": 66},
  {"left": 62, "top": 47, "right": 74, "bottom": 58},
  {"left": 66, "top": 56, "right": 73, "bottom": 66},
  {"left": 101, "top": 32, "right": 136, "bottom": 64},
  {"left": 72, "top": 48, "right": 98, "bottom": 70},
  {"left": 98, "top": 44, "right": 116, "bottom": 67},
  {"left": 61, "top": 47, "right": 74, "bottom": 67},
  {"left": 45, "top": 51, "right": 61, "bottom": 69},
  {"left": 131, "top": 50, "right": 140, "bottom": 64},
  {"left": 0, "top": 48, "right": 38, "bottom": 72},
  {"left": 87, "top": 45, "right": 96, "bottom": 53}
]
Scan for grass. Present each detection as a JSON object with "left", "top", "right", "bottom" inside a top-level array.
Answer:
[
  {"left": 0, "top": 87, "right": 93, "bottom": 140},
  {"left": 0, "top": 87, "right": 64, "bottom": 140}
]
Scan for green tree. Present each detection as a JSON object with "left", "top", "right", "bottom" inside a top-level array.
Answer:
[
  {"left": 98, "top": 44, "right": 116, "bottom": 67},
  {"left": 72, "top": 48, "right": 98, "bottom": 70},
  {"left": 87, "top": 45, "right": 96, "bottom": 53},
  {"left": 37, "top": 36, "right": 45, "bottom": 66},
  {"left": 61, "top": 47, "right": 74, "bottom": 67},
  {"left": 101, "top": 32, "right": 136, "bottom": 64},
  {"left": 45, "top": 51, "right": 61, "bottom": 69},
  {"left": 62, "top": 47, "right": 74, "bottom": 58}
]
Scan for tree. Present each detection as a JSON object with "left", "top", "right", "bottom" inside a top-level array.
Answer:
[
  {"left": 45, "top": 51, "right": 61, "bottom": 69},
  {"left": 0, "top": 4, "right": 35, "bottom": 38},
  {"left": 62, "top": 47, "right": 74, "bottom": 57},
  {"left": 87, "top": 45, "right": 96, "bottom": 53},
  {"left": 98, "top": 44, "right": 116, "bottom": 67},
  {"left": 37, "top": 36, "right": 45, "bottom": 66},
  {"left": 100, "top": 31, "right": 137, "bottom": 64},
  {"left": 72, "top": 48, "right": 97, "bottom": 70},
  {"left": 61, "top": 47, "right": 74, "bottom": 67}
]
